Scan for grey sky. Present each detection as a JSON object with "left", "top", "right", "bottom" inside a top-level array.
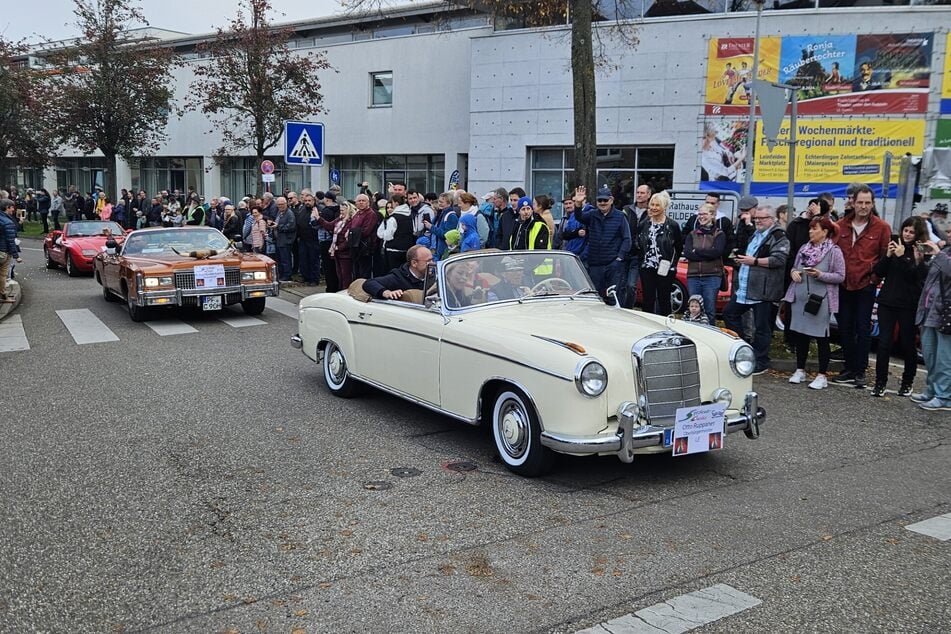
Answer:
[{"left": 1, "top": 0, "right": 350, "bottom": 43}]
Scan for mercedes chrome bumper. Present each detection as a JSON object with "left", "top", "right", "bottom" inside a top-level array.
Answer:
[{"left": 539, "top": 392, "right": 766, "bottom": 462}]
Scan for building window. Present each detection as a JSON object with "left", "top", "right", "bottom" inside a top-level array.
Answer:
[
  {"left": 131, "top": 157, "right": 202, "bottom": 199},
  {"left": 530, "top": 146, "right": 675, "bottom": 217},
  {"left": 329, "top": 154, "right": 445, "bottom": 199},
  {"left": 218, "top": 157, "right": 308, "bottom": 202},
  {"left": 370, "top": 71, "right": 393, "bottom": 107}
]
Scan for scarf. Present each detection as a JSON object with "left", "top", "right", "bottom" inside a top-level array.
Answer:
[
  {"left": 330, "top": 216, "right": 350, "bottom": 257},
  {"left": 799, "top": 238, "right": 834, "bottom": 268}
]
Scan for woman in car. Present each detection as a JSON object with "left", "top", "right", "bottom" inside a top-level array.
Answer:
[
  {"left": 871, "top": 217, "right": 929, "bottom": 397},
  {"left": 783, "top": 216, "right": 846, "bottom": 390}
]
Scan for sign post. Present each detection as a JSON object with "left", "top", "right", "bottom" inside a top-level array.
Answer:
[{"left": 260, "top": 160, "right": 275, "bottom": 194}]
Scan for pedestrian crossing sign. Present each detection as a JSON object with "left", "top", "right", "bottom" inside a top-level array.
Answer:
[{"left": 284, "top": 121, "right": 324, "bottom": 166}]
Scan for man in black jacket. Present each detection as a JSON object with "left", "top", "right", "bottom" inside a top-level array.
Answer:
[{"left": 362, "top": 245, "right": 433, "bottom": 300}]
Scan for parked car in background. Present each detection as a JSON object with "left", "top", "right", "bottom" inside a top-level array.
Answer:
[
  {"left": 44, "top": 221, "right": 128, "bottom": 276},
  {"left": 292, "top": 250, "right": 765, "bottom": 477},
  {"left": 94, "top": 226, "right": 278, "bottom": 322}
]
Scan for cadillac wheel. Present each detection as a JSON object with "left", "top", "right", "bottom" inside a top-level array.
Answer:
[
  {"left": 323, "top": 342, "right": 359, "bottom": 398},
  {"left": 491, "top": 389, "right": 553, "bottom": 477}
]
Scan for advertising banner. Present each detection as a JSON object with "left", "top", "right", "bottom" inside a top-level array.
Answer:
[
  {"left": 705, "top": 33, "right": 932, "bottom": 116},
  {"left": 700, "top": 118, "right": 925, "bottom": 198},
  {"left": 932, "top": 119, "right": 951, "bottom": 199},
  {"left": 942, "top": 33, "right": 951, "bottom": 115}
]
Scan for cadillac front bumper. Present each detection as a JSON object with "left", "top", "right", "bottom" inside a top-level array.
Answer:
[
  {"left": 539, "top": 392, "right": 766, "bottom": 462},
  {"left": 132, "top": 281, "right": 280, "bottom": 306}
]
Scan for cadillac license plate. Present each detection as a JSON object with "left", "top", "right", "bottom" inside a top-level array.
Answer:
[{"left": 202, "top": 295, "right": 222, "bottom": 311}]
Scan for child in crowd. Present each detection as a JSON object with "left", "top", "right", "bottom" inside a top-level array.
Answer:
[
  {"left": 458, "top": 214, "right": 482, "bottom": 253},
  {"left": 444, "top": 229, "right": 461, "bottom": 256},
  {"left": 683, "top": 295, "right": 709, "bottom": 324}
]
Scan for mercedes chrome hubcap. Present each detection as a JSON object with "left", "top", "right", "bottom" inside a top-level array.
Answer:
[
  {"left": 329, "top": 349, "right": 345, "bottom": 383},
  {"left": 499, "top": 401, "right": 528, "bottom": 458}
]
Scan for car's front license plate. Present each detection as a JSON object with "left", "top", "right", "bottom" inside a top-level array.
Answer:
[
  {"left": 202, "top": 295, "right": 222, "bottom": 311},
  {"left": 663, "top": 428, "right": 674, "bottom": 448}
]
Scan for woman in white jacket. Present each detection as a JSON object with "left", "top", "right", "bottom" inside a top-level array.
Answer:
[{"left": 378, "top": 194, "right": 416, "bottom": 271}]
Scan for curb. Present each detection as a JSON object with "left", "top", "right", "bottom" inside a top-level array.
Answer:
[{"left": 0, "top": 279, "right": 22, "bottom": 322}]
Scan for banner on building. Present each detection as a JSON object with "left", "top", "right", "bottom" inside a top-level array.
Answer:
[
  {"left": 705, "top": 33, "right": 932, "bottom": 116},
  {"left": 699, "top": 118, "right": 925, "bottom": 198},
  {"left": 942, "top": 33, "right": 951, "bottom": 115},
  {"left": 931, "top": 119, "right": 951, "bottom": 199}
]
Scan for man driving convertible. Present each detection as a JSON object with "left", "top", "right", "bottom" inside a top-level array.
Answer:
[{"left": 362, "top": 245, "right": 434, "bottom": 300}]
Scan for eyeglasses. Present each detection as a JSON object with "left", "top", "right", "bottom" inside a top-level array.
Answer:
[{"left": 596, "top": 199, "right": 611, "bottom": 203}]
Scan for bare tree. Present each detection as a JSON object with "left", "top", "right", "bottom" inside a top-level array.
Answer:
[
  {"left": 0, "top": 38, "right": 58, "bottom": 182},
  {"left": 43, "top": 0, "right": 177, "bottom": 201},
  {"left": 188, "top": 0, "right": 333, "bottom": 189}
]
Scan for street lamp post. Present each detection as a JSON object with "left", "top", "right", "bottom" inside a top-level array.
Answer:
[{"left": 741, "top": 0, "right": 765, "bottom": 198}]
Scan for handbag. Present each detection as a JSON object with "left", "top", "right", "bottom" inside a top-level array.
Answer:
[
  {"left": 348, "top": 226, "right": 364, "bottom": 254},
  {"left": 803, "top": 275, "right": 826, "bottom": 316}
]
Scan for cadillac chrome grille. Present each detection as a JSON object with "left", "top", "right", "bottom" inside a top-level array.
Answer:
[
  {"left": 633, "top": 334, "right": 701, "bottom": 424},
  {"left": 174, "top": 268, "right": 241, "bottom": 290}
]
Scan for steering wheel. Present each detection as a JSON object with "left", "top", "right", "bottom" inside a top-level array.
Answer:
[{"left": 529, "top": 277, "right": 572, "bottom": 294}]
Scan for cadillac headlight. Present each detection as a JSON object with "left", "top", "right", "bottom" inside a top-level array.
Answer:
[
  {"left": 575, "top": 360, "right": 608, "bottom": 397},
  {"left": 242, "top": 270, "right": 268, "bottom": 281},
  {"left": 144, "top": 277, "right": 160, "bottom": 287},
  {"left": 730, "top": 342, "right": 755, "bottom": 378}
]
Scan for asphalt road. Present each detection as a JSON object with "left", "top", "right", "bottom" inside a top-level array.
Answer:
[{"left": 1, "top": 241, "right": 948, "bottom": 633}]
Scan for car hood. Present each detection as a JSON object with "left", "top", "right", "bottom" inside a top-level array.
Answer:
[
  {"left": 457, "top": 299, "right": 725, "bottom": 354},
  {"left": 122, "top": 252, "right": 271, "bottom": 270},
  {"left": 63, "top": 235, "right": 124, "bottom": 248}
]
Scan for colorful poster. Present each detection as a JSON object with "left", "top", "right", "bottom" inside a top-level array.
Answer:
[
  {"left": 705, "top": 33, "right": 932, "bottom": 116},
  {"left": 942, "top": 33, "right": 951, "bottom": 115},
  {"left": 704, "top": 37, "right": 780, "bottom": 115},
  {"left": 700, "top": 118, "right": 925, "bottom": 198},
  {"left": 932, "top": 119, "right": 951, "bottom": 199},
  {"left": 751, "top": 119, "right": 925, "bottom": 196}
]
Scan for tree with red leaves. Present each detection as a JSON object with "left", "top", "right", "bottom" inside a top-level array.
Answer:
[
  {"left": 0, "top": 38, "right": 57, "bottom": 181},
  {"left": 188, "top": 0, "right": 333, "bottom": 191}
]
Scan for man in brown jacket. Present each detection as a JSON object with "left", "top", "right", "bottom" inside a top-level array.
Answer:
[{"left": 831, "top": 185, "right": 891, "bottom": 388}]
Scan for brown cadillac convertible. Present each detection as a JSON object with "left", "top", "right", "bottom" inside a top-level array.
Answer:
[{"left": 93, "top": 226, "right": 279, "bottom": 322}]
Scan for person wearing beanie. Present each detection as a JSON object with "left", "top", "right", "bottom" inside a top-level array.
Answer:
[
  {"left": 510, "top": 196, "right": 551, "bottom": 251},
  {"left": 444, "top": 229, "right": 461, "bottom": 256},
  {"left": 683, "top": 295, "right": 709, "bottom": 324}
]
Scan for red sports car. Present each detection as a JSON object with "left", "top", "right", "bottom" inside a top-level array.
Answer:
[{"left": 44, "top": 221, "right": 128, "bottom": 276}]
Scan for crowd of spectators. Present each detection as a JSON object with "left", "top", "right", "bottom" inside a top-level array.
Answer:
[{"left": 4, "top": 177, "right": 950, "bottom": 410}]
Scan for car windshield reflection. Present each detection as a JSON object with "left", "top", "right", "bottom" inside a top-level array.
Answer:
[
  {"left": 121, "top": 228, "right": 231, "bottom": 255},
  {"left": 441, "top": 252, "right": 595, "bottom": 310},
  {"left": 66, "top": 221, "right": 126, "bottom": 237}
]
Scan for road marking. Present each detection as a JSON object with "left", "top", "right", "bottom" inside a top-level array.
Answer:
[
  {"left": 266, "top": 297, "right": 299, "bottom": 319},
  {"left": 218, "top": 315, "right": 266, "bottom": 328},
  {"left": 577, "top": 584, "right": 761, "bottom": 634},
  {"left": 0, "top": 315, "right": 30, "bottom": 352},
  {"left": 21, "top": 246, "right": 43, "bottom": 252},
  {"left": 905, "top": 513, "right": 951, "bottom": 541},
  {"left": 144, "top": 319, "right": 199, "bottom": 336},
  {"left": 56, "top": 309, "right": 120, "bottom": 344}
]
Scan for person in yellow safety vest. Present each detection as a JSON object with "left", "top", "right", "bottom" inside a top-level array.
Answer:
[{"left": 510, "top": 196, "right": 553, "bottom": 275}]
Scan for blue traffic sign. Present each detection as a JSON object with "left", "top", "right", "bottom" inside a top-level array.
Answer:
[
  {"left": 330, "top": 168, "right": 340, "bottom": 184},
  {"left": 284, "top": 121, "right": 324, "bottom": 166}
]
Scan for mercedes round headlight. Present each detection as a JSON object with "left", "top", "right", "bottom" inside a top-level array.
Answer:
[
  {"left": 730, "top": 342, "right": 756, "bottom": 378},
  {"left": 575, "top": 360, "right": 608, "bottom": 397}
]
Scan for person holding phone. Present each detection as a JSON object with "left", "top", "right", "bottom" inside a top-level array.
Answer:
[
  {"left": 636, "top": 190, "right": 682, "bottom": 315},
  {"left": 871, "top": 217, "right": 931, "bottom": 397}
]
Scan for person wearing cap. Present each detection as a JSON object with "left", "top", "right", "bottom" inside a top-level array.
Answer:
[
  {"left": 831, "top": 184, "right": 891, "bottom": 388},
  {"left": 733, "top": 195, "right": 759, "bottom": 257},
  {"left": 490, "top": 256, "right": 529, "bottom": 300},
  {"left": 510, "top": 196, "right": 550, "bottom": 251},
  {"left": 723, "top": 204, "right": 790, "bottom": 375},
  {"left": 635, "top": 190, "right": 683, "bottom": 315},
  {"left": 0, "top": 199, "right": 22, "bottom": 302},
  {"left": 574, "top": 185, "right": 631, "bottom": 304}
]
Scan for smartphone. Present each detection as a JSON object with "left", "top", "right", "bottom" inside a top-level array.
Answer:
[{"left": 916, "top": 243, "right": 928, "bottom": 253}]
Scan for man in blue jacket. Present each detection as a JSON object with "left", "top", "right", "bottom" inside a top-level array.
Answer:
[
  {"left": 1, "top": 198, "right": 22, "bottom": 302},
  {"left": 574, "top": 186, "right": 631, "bottom": 304}
]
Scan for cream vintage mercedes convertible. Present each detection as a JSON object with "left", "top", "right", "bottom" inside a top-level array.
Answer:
[{"left": 291, "top": 250, "right": 765, "bottom": 476}]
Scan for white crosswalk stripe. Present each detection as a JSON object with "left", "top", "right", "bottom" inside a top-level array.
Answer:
[
  {"left": 0, "top": 315, "right": 30, "bottom": 352},
  {"left": 144, "top": 319, "right": 199, "bottom": 336},
  {"left": 265, "top": 297, "right": 299, "bottom": 320},
  {"left": 56, "top": 309, "right": 120, "bottom": 344},
  {"left": 218, "top": 315, "right": 267, "bottom": 328}
]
